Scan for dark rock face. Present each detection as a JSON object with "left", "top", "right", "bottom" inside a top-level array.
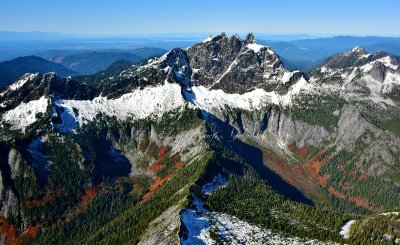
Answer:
[
  {"left": 245, "top": 33, "right": 256, "bottom": 44},
  {"left": 187, "top": 33, "right": 303, "bottom": 94},
  {"left": 323, "top": 47, "right": 372, "bottom": 69},
  {"left": 310, "top": 47, "right": 400, "bottom": 90},
  {"left": 0, "top": 73, "right": 98, "bottom": 112},
  {"left": 187, "top": 33, "right": 244, "bottom": 88},
  {"left": 100, "top": 48, "right": 193, "bottom": 98},
  {"left": 97, "top": 32, "right": 305, "bottom": 96},
  {"left": 372, "top": 51, "right": 389, "bottom": 61},
  {"left": 160, "top": 48, "right": 192, "bottom": 88},
  {"left": 370, "top": 61, "right": 387, "bottom": 82}
]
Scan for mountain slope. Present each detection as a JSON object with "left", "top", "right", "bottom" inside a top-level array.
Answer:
[
  {"left": 0, "top": 33, "right": 399, "bottom": 244},
  {"left": 0, "top": 56, "right": 77, "bottom": 89},
  {"left": 263, "top": 36, "right": 400, "bottom": 71},
  {"left": 73, "top": 59, "right": 136, "bottom": 87},
  {"left": 49, "top": 48, "right": 166, "bottom": 75}
]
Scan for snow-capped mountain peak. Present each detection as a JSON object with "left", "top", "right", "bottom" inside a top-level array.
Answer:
[{"left": 349, "top": 46, "right": 368, "bottom": 55}]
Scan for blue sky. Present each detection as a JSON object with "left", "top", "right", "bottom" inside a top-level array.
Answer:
[{"left": 0, "top": 0, "right": 399, "bottom": 36}]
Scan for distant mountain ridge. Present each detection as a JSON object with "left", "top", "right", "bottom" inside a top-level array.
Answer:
[
  {"left": 261, "top": 36, "right": 400, "bottom": 71},
  {"left": 0, "top": 56, "right": 77, "bottom": 89},
  {"left": 48, "top": 48, "right": 166, "bottom": 75}
]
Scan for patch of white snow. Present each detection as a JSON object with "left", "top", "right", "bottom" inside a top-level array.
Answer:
[
  {"left": 340, "top": 220, "right": 356, "bottom": 239},
  {"left": 202, "top": 175, "right": 228, "bottom": 194},
  {"left": 186, "top": 76, "right": 312, "bottom": 113},
  {"left": 8, "top": 73, "right": 38, "bottom": 92},
  {"left": 1, "top": 96, "right": 49, "bottom": 132},
  {"left": 55, "top": 82, "right": 185, "bottom": 132},
  {"left": 202, "top": 36, "right": 213, "bottom": 43},
  {"left": 246, "top": 43, "right": 265, "bottom": 53}
]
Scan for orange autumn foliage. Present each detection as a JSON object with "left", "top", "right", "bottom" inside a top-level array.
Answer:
[
  {"left": 328, "top": 186, "right": 345, "bottom": 199},
  {"left": 140, "top": 173, "right": 172, "bottom": 203},
  {"left": 81, "top": 188, "right": 97, "bottom": 206},
  {"left": 0, "top": 217, "right": 40, "bottom": 245},
  {"left": 158, "top": 146, "right": 168, "bottom": 157},
  {"left": 25, "top": 188, "right": 65, "bottom": 207},
  {"left": 140, "top": 145, "right": 184, "bottom": 203},
  {"left": 348, "top": 196, "right": 370, "bottom": 209},
  {"left": 319, "top": 175, "right": 330, "bottom": 186},
  {"left": 173, "top": 162, "right": 183, "bottom": 168},
  {"left": 358, "top": 173, "right": 368, "bottom": 180},
  {"left": 305, "top": 149, "right": 330, "bottom": 179},
  {"left": 297, "top": 147, "right": 309, "bottom": 158},
  {"left": 0, "top": 217, "right": 17, "bottom": 245}
]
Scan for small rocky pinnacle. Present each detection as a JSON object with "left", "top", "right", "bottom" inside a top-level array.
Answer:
[{"left": 246, "top": 33, "right": 255, "bottom": 44}]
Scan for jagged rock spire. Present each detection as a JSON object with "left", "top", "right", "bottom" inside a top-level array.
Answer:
[{"left": 245, "top": 33, "right": 255, "bottom": 44}]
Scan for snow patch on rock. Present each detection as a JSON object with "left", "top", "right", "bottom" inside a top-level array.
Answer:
[
  {"left": 1, "top": 96, "right": 48, "bottom": 132},
  {"left": 213, "top": 213, "right": 332, "bottom": 245},
  {"left": 0, "top": 73, "right": 38, "bottom": 97},
  {"left": 9, "top": 73, "right": 38, "bottom": 91},
  {"left": 55, "top": 82, "right": 186, "bottom": 132},
  {"left": 202, "top": 36, "right": 213, "bottom": 43},
  {"left": 339, "top": 220, "right": 356, "bottom": 239},
  {"left": 202, "top": 175, "right": 228, "bottom": 194},
  {"left": 376, "top": 56, "right": 398, "bottom": 70},
  {"left": 181, "top": 195, "right": 334, "bottom": 245},
  {"left": 180, "top": 196, "right": 213, "bottom": 245},
  {"left": 379, "top": 211, "right": 400, "bottom": 216},
  {"left": 246, "top": 43, "right": 265, "bottom": 53},
  {"left": 361, "top": 56, "right": 398, "bottom": 73},
  {"left": 246, "top": 43, "right": 274, "bottom": 55},
  {"left": 185, "top": 76, "right": 312, "bottom": 112},
  {"left": 282, "top": 71, "right": 295, "bottom": 84}
]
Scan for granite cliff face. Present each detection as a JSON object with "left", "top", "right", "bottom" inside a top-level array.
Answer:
[{"left": 188, "top": 33, "right": 304, "bottom": 94}]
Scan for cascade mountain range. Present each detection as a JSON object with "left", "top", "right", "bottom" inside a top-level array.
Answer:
[
  {"left": 0, "top": 33, "right": 399, "bottom": 244},
  {"left": 0, "top": 48, "right": 167, "bottom": 90}
]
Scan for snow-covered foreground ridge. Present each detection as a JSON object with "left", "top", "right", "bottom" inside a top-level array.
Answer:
[
  {"left": 180, "top": 178, "right": 335, "bottom": 245},
  {"left": 1, "top": 76, "right": 314, "bottom": 133},
  {"left": 1, "top": 96, "right": 49, "bottom": 132},
  {"left": 0, "top": 73, "right": 38, "bottom": 97},
  {"left": 56, "top": 79, "right": 311, "bottom": 132},
  {"left": 0, "top": 81, "right": 187, "bottom": 133},
  {"left": 186, "top": 76, "right": 311, "bottom": 111},
  {"left": 55, "top": 82, "right": 186, "bottom": 132}
]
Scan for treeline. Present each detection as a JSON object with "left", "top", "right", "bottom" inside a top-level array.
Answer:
[{"left": 205, "top": 170, "right": 351, "bottom": 243}]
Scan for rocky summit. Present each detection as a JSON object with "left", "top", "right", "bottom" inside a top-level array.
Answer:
[{"left": 0, "top": 33, "right": 399, "bottom": 244}]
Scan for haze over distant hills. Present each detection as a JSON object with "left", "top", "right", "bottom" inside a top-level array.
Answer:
[
  {"left": 261, "top": 36, "right": 400, "bottom": 71},
  {"left": 45, "top": 48, "right": 166, "bottom": 75},
  {"left": 0, "top": 56, "right": 77, "bottom": 88},
  {"left": 0, "top": 48, "right": 167, "bottom": 89},
  {"left": 1, "top": 32, "right": 400, "bottom": 73}
]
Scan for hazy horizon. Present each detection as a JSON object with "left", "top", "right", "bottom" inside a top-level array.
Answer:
[
  {"left": 1, "top": 0, "right": 399, "bottom": 36},
  {"left": 1, "top": 31, "right": 400, "bottom": 41}
]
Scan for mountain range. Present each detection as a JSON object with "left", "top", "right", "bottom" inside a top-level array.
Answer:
[
  {"left": 45, "top": 48, "right": 166, "bottom": 75},
  {"left": 262, "top": 36, "right": 400, "bottom": 71},
  {"left": 0, "top": 33, "right": 399, "bottom": 244},
  {"left": 0, "top": 48, "right": 167, "bottom": 90},
  {"left": 0, "top": 56, "right": 77, "bottom": 89}
]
